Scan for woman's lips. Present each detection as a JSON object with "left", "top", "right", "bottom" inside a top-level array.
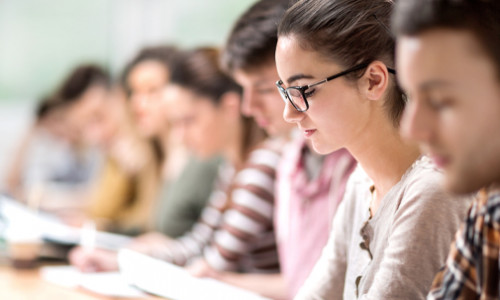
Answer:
[{"left": 303, "top": 129, "right": 316, "bottom": 138}]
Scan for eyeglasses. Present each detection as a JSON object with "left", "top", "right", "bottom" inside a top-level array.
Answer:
[{"left": 276, "top": 63, "right": 396, "bottom": 112}]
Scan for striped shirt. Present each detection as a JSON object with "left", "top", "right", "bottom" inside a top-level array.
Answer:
[
  {"left": 151, "top": 139, "right": 283, "bottom": 272},
  {"left": 203, "top": 139, "right": 283, "bottom": 273},
  {"left": 428, "top": 185, "right": 500, "bottom": 300}
]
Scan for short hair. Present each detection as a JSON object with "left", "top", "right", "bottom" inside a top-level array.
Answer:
[
  {"left": 57, "top": 64, "right": 110, "bottom": 103},
  {"left": 392, "top": 0, "right": 500, "bottom": 78},
  {"left": 278, "top": 0, "right": 405, "bottom": 125},
  {"left": 220, "top": 0, "right": 292, "bottom": 73}
]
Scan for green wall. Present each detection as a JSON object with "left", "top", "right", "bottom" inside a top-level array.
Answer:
[{"left": 0, "top": 0, "right": 255, "bottom": 103}]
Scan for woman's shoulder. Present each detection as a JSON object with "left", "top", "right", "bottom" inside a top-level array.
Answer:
[{"left": 399, "top": 156, "right": 472, "bottom": 211}]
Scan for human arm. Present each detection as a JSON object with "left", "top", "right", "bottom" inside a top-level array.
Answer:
[{"left": 200, "top": 147, "right": 281, "bottom": 272}]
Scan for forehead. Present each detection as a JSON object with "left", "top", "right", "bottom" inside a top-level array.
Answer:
[
  {"left": 164, "top": 84, "right": 213, "bottom": 112},
  {"left": 276, "top": 35, "right": 340, "bottom": 82},
  {"left": 233, "top": 64, "right": 279, "bottom": 84},
  {"left": 397, "top": 29, "right": 496, "bottom": 90},
  {"left": 129, "top": 60, "right": 168, "bottom": 82}
]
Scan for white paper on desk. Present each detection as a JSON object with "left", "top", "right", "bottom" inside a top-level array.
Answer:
[
  {"left": 40, "top": 265, "right": 148, "bottom": 298},
  {"left": 0, "top": 195, "right": 132, "bottom": 250},
  {"left": 118, "top": 249, "right": 271, "bottom": 300}
]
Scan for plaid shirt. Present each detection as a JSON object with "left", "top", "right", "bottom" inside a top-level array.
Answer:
[{"left": 428, "top": 185, "right": 500, "bottom": 300}]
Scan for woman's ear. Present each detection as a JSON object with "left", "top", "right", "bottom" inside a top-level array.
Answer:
[
  {"left": 359, "top": 61, "right": 390, "bottom": 101},
  {"left": 219, "top": 91, "right": 242, "bottom": 118}
]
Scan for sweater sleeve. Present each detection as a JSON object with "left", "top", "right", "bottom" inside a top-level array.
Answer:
[
  {"left": 147, "top": 170, "right": 230, "bottom": 266},
  {"left": 203, "top": 147, "right": 281, "bottom": 272}
]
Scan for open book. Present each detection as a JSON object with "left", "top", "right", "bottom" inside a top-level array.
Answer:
[{"left": 118, "top": 249, "right": 271, "bottom": 300}]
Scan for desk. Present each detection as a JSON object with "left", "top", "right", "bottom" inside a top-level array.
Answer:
[{"left": 0, "top": 265, "right": 163, "bottom": 299}]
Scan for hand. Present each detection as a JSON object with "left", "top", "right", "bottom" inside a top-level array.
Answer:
[
  {"left": 186, "top": 259, "right": 221, "bottom": 279},
  {"left": 68, "top": 246, "right": 119, "bottom": 273},
  {"left": 126, "top": 232, "right": 173, "bottom": 254}
]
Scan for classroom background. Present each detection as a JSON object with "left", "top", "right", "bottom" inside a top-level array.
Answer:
[{"left": 0, "top": 0, "right": 255, "bottom": 187}]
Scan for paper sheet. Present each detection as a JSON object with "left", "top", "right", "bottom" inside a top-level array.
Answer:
[
  {"left": 40, "top": 266, "right": 148, "bottom": 298},
  {"left": 118, "top": 249, "right": 271, "bottom": 300},
  {"left": 0, "top": 195, "right": 132, "bottom": 250}
]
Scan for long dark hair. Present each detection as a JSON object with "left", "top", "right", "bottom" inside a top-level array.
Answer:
[
  {"left": 56, "top": 64, "right": 110, "bottom": 103},
  {"left": 169, "top": 47, "right": 266, "bottom": 161},
  {"left": 278, "top": 0, "right": 405, "bottom": 126}
]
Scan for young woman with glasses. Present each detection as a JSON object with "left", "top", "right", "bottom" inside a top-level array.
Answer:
[{"left": 275, "top": 0, "right": 471, "bottom": 299}]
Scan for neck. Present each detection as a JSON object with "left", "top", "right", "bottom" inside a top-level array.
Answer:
[{"left": 347, "top": 115, "right": 421, "bottom": 200}]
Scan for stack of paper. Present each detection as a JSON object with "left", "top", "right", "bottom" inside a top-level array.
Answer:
[
  {"left": 118, "top": 249, "right": 271, "bottom": 300},
  {"left": 40, "top": 266, "right": 148, "bottom": 298}
]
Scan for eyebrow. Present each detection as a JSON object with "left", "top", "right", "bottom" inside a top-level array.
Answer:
[
  {"left": 419, "top": 79, "right": 453, "bottom": 91},
  {"left": 254, "top": 79, "right": 275, "bottom": 87},
  {"left": 286, "top": 74, "right": 315, "bottom": 85}
]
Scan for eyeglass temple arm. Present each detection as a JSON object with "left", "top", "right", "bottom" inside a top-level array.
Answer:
[{"left": 308, "top": 66, "right": 396, "bottom": 89}]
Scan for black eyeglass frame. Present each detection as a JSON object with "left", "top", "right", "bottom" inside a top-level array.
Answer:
[{"left": 276, "top": 63, "right": 396, "bottom": 112}]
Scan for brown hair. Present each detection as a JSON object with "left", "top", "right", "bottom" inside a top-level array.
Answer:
[
  {"left": 35, "top": 96, "right": 64, "bottom": 121},
  {"left": 121, "top": 46, "right": 178, "bottom": 166},
  {"left": 278, "top": 0, "right": 405, "bottom": 126},
  {"left": 169, "top": 47, "right": 265, "bottom": 161},
  {"left": 57, "top": 64, "right": 110, "bottom": 103},
  {"left": 221, "top": 0, "right": 292, "bottom": 73},
  {"left": 393, "top": 0, "right": 500, "bottom": 79},
  {"left": 121, "top": 45, "right": 178, "bottom": 96}
]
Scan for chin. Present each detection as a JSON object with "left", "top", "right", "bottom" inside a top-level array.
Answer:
[
  {"left": 444, "top": 173, "right": 485, "bottom": 195},
  {"left": 311, "top": 140, "right": 337, "bottom": 155}
]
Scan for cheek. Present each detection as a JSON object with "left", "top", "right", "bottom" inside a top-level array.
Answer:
[
  {"left": 311, "top": 97, "right": 359, "bottom": 141},
  {"left": 198, "top": 114, "right": 221, "bottom": 150}
]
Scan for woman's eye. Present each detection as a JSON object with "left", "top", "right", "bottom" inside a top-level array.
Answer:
[
  {"left": 304, "top": 88, "right": 316, "bottom": 98},
  {"left": 428, "top": 97, "right": 453, "bottom": 111}
]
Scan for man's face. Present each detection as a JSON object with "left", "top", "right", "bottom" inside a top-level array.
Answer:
[
  {"left": 233, "top": 64, "right": 293, "bottom": 137},
  {"left": 397, "top": 29, "right": 500, "bottom": 194}
]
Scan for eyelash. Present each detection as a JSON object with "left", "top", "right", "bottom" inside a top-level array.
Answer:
[
  {"left": 428, "top": 97, "right": 452, "bottom": 111},
  {"left": 304, "top": 88, "right": 316, "bottom": 98}
]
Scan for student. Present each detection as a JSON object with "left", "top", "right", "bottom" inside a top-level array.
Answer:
[
  {"left": 392, "top": 0, "right": 500, "bottom": 298},
  {"left": 275, "top": 0, "right": 471, "bottom": 299},
  {"left": 195, "top": 0, "right": 356, "bottom": 298},
  {"left": 70, "top": 48, "right": 281, "bottom": 282},
  {"left": 122, "top": 46, "right": 221, "bottom": 238},
  {"left": 5, "top": 96, "right": 97, "bottom": 206},
  {"left": 59, "top": 64, "right": 159, "bottom": 234}
]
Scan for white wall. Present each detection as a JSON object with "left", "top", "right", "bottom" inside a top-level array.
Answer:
[{"left": 0, "top": 101, "right": 33, "bottom": 188}]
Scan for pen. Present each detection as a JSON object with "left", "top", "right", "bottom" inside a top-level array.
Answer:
[{"left": 80, "top": 220, "right": 96, "bottom": 253}]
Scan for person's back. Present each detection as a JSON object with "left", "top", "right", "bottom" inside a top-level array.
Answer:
[
  {"left": 153, "top": 156, "right": 222, "bottom": 238},
  {"left": 393, "top": 0, "right": 500, "bottom": 298}
]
